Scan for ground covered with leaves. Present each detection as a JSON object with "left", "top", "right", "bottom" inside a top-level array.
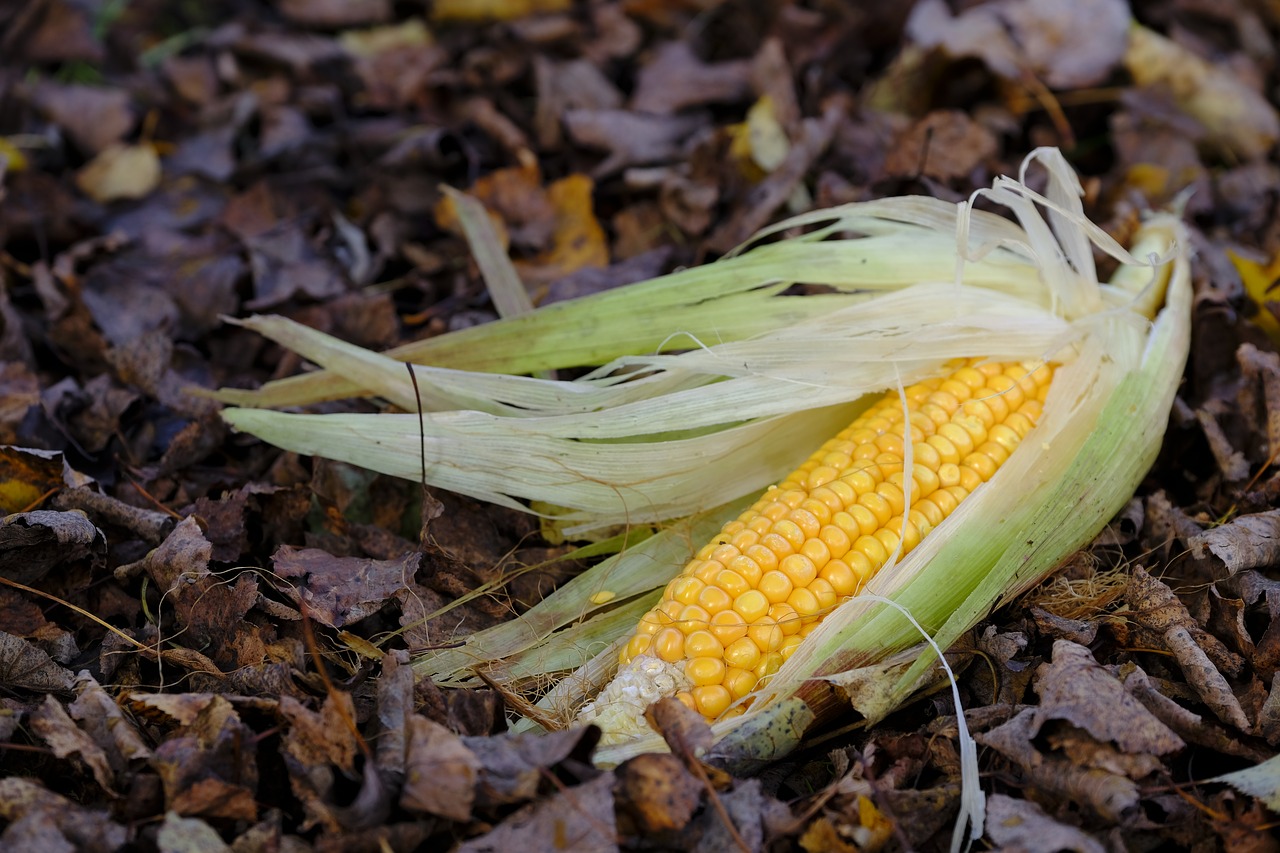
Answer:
[{"left": 3, "top": 0, "right": 1280, "bottom": 850}]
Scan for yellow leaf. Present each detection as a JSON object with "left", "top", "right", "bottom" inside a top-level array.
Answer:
[
  {"left": 75, "top": 143, "right": 161, "bottom": 203},
  {"left": 0, "top": 137, "right": 27, "bottom": 172},
  {"left": 339, "top": 18, "right": 432, "bottom": 57},
  {"left": 1227, "top": 249, "right": 1280, "bottom": 342},
  {"left": 0, "top": 447, "right": 64, "bottom": 513},
  {"left": 520, "top": 173, "right": 608, "bottom": 283},
  {"left": 432, "top": 0, "right": 571, "bottom": 23}
]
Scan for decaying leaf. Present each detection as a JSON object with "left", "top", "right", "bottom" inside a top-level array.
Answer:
[
  {"left": 1033, "top": 640, "right": 1185, "bottom": 756},
  {"left": 984, "top": 793, "right": 1105, "bottom": 853},
  {"left": 0, "top": 509, "right": 104, "bottom": 585},
  {"left": 271, "top": 545, "right": 419, "bottom": 628},
  {"left": 1191, "top": 511, "right": 1280, "bottom": 574},
  {"left": 0, "top": 630, "right": 75, "bottom": 692}
]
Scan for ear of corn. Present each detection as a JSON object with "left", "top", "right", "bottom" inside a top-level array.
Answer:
[
  {"left": 577, "top": 357, "right": 1054, "bottom": 738},
  {"left": 216, "top": 149, "right": 1190, "bottom": 771}
]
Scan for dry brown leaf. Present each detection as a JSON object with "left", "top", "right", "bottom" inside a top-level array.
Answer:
[
  {"left": 1127, "top": 566, "right": 1252, "bottom": 732},
  {"left": 883, "top": 110, "right": 997, "bottom": 181},
  {"left": 272, "top": 546, "right": 419, "bottom": 629},
  {"left": 908, "top": 0, "right": 1128, "bottom": 88},
  {"left": 29, "top": 694, "right": 119, "bottom": 795},
  {"left": 0, "top": 630, "right": 75, "bottom": 692},
  {"left": 456, "top": 772, "right": 617, "bottom": 853},
  {"left": 564, "top": 108, "right": 706, "bottom": 177},
  {"left": 630, "top": 42, "right": 752, "bottom": 115},
  {"left": 978, "top": 708, "right": 1141, "bottom": 822},
  {"left": 0, "top": 777, "right": 127, "bottom": 853},
  {"left": 1192, "top": 511, "right": 1280, "bottom": 574},
  {"left": 400, "top": 715, "right": 480, "bottom": 821},
  {"left": 984, "top": 793, "right": 1105, "bottom": 853},
  {"left": 155, "top": 811, "right": 232, "bottom": 853},
  {"left": 0, "top": 509, "right": 104, "bottom": 585},
  {"left": 30, "top": 83, "right": 134, "bottom": 155},
  {"left": 279, "top": 0, "right": 391, "bottom": 28},
  {"left": 1033, "top": 640, "right": 1185, "bottom": 756},
  {"left": 614, "top": 753, "right": 703, "bottom": 834}
]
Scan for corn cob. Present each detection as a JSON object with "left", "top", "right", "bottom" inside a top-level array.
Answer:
[{"left": 578, "top": 358, "right": 1053, "bottom": 737}]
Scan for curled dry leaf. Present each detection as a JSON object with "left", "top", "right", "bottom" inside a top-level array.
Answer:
[
  {"left": 456, "top": 772, "right": 617, "bottom": 853},
  {"left": 613, "top": 753, "right": 703, "bottom": 835},
  {"left": 0, "top": 778, "right": 127, "bottom": 853},
  {"left": 1191, "top": 510, "right": 1280, "bottom": 574},
  {"left": 29, "top": 694, "right": 119, "bottom": 795},
  {"left": 977, "top": 708, "right": 1141, "bottom": 823},
  {"left": 400, "top": 715, "right": 481, "bottom": 821},
  {"left": 907, "top": 0, "right": 1129, "bottom": 88},
  {"left": 1127, "top": 566, "right": 1252, "bottom": 732},
  {"left": 271, "top": 545, "right": 419, "bottom": 629},
  {"left": 0, "top": 630, "right": 75, "bottom": 692},
  {"left": 0, "top": 509, "right": 104, "bottom": 585}
]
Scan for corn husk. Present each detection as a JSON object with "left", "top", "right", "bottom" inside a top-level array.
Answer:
[{"left": 216, "top": 149, "right": 1190, "bottom": 790}]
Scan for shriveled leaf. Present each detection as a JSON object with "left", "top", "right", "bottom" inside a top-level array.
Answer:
[
  {"left": 0, "top": 631, "right": 75, "bottom": 692},
  {"left": 0, "top": 509, "right": 104, "bottom": 584},
  {"left": 1190, "top": 511, "right": 1280, "bottom": 574},
  {"left": 456, "top": 772, "right": 616, "bottom": 853}
]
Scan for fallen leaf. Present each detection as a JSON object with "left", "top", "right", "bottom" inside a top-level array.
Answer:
[
  {"left": 29, "top": 694, "right": 119, "bottom": 795},
  {"left": 456, "top": 771, "right": 617, "bottom": 853},
  {"left": 1190, "top": 510, "right": 1280, "bottom": 574},
  {"left": 0, "top": 510, "right": 105, "bottom": 585},
  {"left": 431, "top": 0, "right": 571, "bottom": 24},
  {"left": 75, "top": 144, "right": 161, "bottom": 204},
  {"left": 1034, "top": 640, "right": 1185, "bottom": 756},
  {"left": 985, "top": 793, "right": 1105, "bottom": 853},
  {"left": 279, "top": 0, "right": 391, "bottom": 28},
  {"left": 907, "top": 0, "right": 1128, "bottom": 88},
  {"left": 613, "top": 752, "right": 703, "bottom": 834},
  {"left": 155, "top": 811, "right": 232, "bottom": 853},
  {"left": 30, "top": 83, "right": 134, "bottom": 155},
  {"left": 630, "top": 42, "right": 752, "bottom": 115},
  {"left": 1210, "top": 753, "right": 1280, "bottom": 812},
  {"left": 564, "top": 109, "right": 706, "bottom": 177},
  {"left": 883, "top": 109, "right": 998, "bottom": 181},
  {"left": 400, "top": 714, "right": 481, "bottom": 821},
  {"left": 271, "top": 546, "right": 419, "bottom": 628},
  {"left": 0, "top": 446, "right": 69, "bottom": 514},
  {"left": 978, "top": 708, "right": 1141, "bottom": 822},
  {"left": 0, "top": 777, "right": 127, "bottom": 853}
]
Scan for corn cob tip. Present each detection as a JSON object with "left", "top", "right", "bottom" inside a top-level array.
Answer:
[{"left": 576, "top": 655, "right": 691, "bottom": 744}]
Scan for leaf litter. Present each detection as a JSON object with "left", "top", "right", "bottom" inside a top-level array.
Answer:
[{"left": 4, "top": 0, "right": 1280, "bottom": 850}]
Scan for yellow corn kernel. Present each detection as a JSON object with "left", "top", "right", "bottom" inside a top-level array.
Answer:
[{"left": 615, "top": 359, "right": 1053, "bottom": 723}]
